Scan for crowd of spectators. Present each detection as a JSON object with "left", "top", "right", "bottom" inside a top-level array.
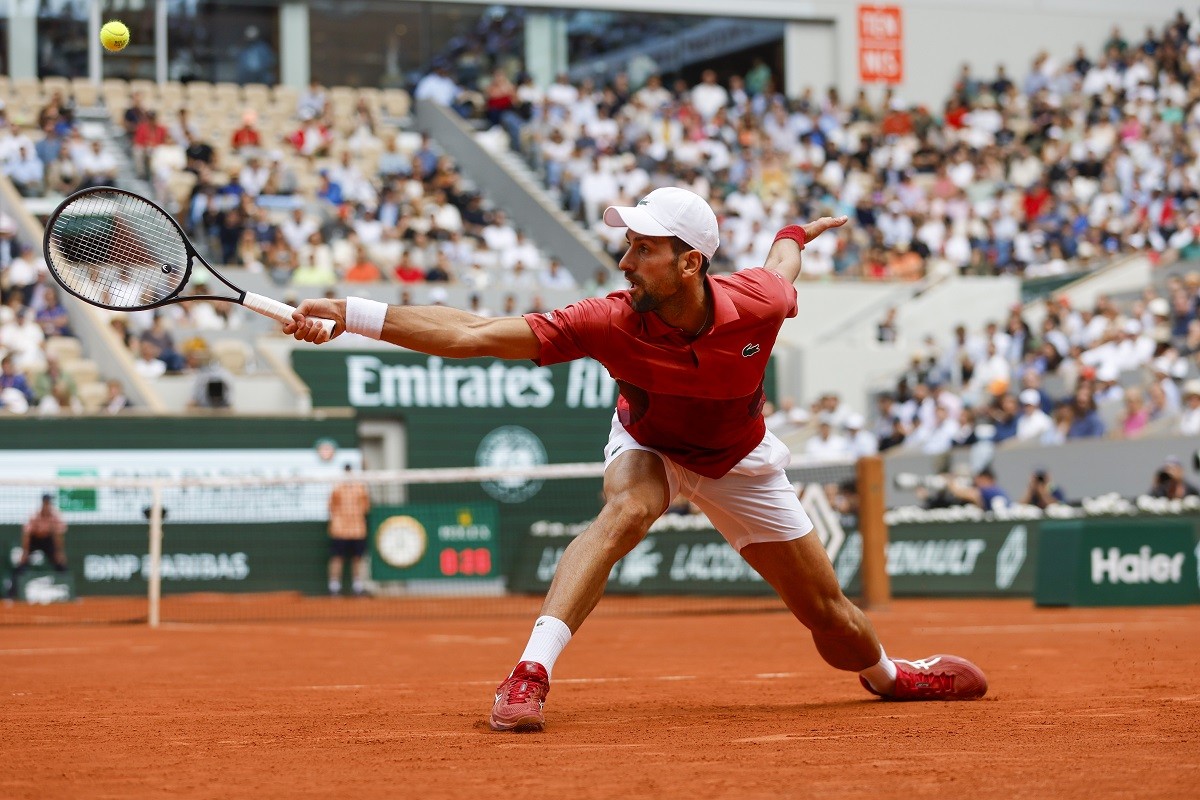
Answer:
[
  {"left": 428, "top": 11, "right": 1200, "bottom": 282},
  {"left": 766, "top": 270, "right": 1200, "bottom": 487},
  {"left": 116, "top": 83, "right": 620, "bottom": 311}
]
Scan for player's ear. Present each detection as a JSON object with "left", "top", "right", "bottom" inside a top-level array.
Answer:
[{"left": 679, "top": 248, "right": 704, "bottom": 278}]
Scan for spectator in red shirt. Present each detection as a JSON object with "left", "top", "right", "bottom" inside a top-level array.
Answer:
[
  {"left": 230, "top": 111, "right": 262, "bottom": 152},
  {"left": 132, "top": 110, "right": 168, "bottom": 178},
  {"left": 286, "top": 187, "right": 989, "bottom": 728},
  {"left": 393, "top": 253, "right": 426, "bottom": 283}
]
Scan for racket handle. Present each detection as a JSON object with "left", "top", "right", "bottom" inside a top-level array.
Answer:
[{"left": 243, "top": 292, "right": 336, "bottom": 339}]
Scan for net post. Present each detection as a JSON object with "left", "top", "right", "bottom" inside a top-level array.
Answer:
[
  {"left": 148, "top": 482, "right": 164, "bottom": 628},
  {"left": 856, "top": 455, "right": 891, "bottom": 609}
]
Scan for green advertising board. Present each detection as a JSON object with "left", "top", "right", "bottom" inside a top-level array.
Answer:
[
  {"left": 509, "top": 515, "right": 775, "bottom": 596},
  {"left": 840, "top": 520, "right": 1037, "bottom": 597},
  {"left": 1035, "top": 518, "right": 1200, "bottom": 607},
  {"left": 4, "top": 524, "right": 330, "bottom": 598},
  {"left": 369, "top": 502, "right": 500, "bottom": 582}
]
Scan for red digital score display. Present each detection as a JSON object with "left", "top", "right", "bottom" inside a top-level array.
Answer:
[{"left": 439, "top": 548, "right": 493, "bottom": 576}]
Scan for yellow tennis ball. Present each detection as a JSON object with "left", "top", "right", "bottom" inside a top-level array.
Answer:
[{"left": 100, "top": 20, "right": 130, "bottom": 53}]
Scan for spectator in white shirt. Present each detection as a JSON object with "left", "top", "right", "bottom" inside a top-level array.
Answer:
[
  {"left": 5, "top": 144, "right": 44, "bottom": 196},
  {"left": 539, "top": 259, "right": 578, "bottom": 291},
  {"left": 843, "top": 413, "right": 879, "bottom": 458},
  {"left": 280, "top": 207, "right": 318, "bottom": 252},
  {"left": 134, "top": 339, "right": 167, "bottom": 379},
  {"left": 502, "top": 230, "right": 543, "bottom": 272},
  {"left": 482, "top": 211, "right": 518, "bottom": 253},
  {"left": 805, "top": 414, "right": 851, "bottom": 461},
  {"left": 75, "top": 140, "right": 117, "bottom": 189},
  {"left": 1179, "top": 380, "right": 1200, "bottom": 436},
  {"left": 690, "top": 70, "right": 729, "bottom": 121},
  {"left": 1015, "top": 389, "right": 1055, "bottom": 442},
  {"left": 238, "top": 154, "right": 270, "bottom": 198}
]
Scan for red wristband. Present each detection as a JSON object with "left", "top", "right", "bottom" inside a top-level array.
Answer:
[{"left": 773, "top": 224, "right": 806, "bottom": 249}]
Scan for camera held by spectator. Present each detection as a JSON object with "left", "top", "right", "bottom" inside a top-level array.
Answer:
[
  {"left": 1020, "top": 468, "right": 1066, "bottom": 509},
  {"left": 1149, "top": 457, "right": 1200, "bottom": 500}
]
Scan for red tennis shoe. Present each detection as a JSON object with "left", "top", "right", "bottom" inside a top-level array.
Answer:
[
  {"left": 490, "top": 661, "right": 550, "bottom": 731},
  {"left": 860, "top": 654, "right": 988, "bottom": 700}
]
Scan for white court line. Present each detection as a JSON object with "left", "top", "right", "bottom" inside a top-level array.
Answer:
[
  {"left": 157, "top": 623, "right": 376, "bottom": 638},
  {"left": 913, "top": 621, "right": 1187, "bottom": 635},
  {"left": 731, "top": 733, "right": 883, "bottom": 743},
  {"left": 426, "top": 635, "right": 511, "bottom": 645},
  {"left": 0, "top": 647, "right": 99, "bottom": 656},
  {"left": 279, "top": 674, "right": 705, "bottom": 692}
]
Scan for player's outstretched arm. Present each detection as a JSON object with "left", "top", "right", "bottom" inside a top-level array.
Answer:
[
  {"left": 284, "top": 298, "right": 541, "bottom": 360},
  {"left": 766, "top": 216, "right": 849, "bottom": 283}
]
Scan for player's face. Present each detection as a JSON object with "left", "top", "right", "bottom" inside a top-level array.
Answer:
[{"left": 619, "top": 233, "right": 685, "bottom": 313}]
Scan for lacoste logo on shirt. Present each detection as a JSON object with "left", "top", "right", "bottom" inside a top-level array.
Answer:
[
  {"left": 742, "top": 343, "right": 761, "bottom": 357},
  {"left": 637, "top": 199, "right": 649, "bottom": 206}
]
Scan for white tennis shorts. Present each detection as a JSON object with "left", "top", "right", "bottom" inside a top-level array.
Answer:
[{"left": 602, "top": 416, "right": 814, "bottom": 551}]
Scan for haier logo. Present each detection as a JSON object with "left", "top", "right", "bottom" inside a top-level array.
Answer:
[{"left": 1091, "top": 546, "right": 1185, "bottom": 585}]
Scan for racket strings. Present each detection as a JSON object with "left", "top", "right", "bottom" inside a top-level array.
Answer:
[{"left": 47, "top": 191, "right": 190, "bottom": 309}]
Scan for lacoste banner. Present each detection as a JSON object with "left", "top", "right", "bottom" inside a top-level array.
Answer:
[
  {"left": 509, "top": 515, "right": 776, "bottom": 596},
  {"left": 1035, "top": 519, "right": 1200, "bottom": 607},
  {"left": 839, "top": 520, "right": 1037, "bottom": 597}
]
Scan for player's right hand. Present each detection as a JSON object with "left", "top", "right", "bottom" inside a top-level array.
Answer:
[{"left": 285, "top": 298, "right": 346, "bottom": 343}]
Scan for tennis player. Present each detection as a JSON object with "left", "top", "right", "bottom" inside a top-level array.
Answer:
[{"left": 285, "top": 187, "right": 988, "bottom": 731}]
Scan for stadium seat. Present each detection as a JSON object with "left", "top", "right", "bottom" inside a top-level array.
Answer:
[
  {"left": 77, "top": 381, "right": 109, "bottom": 414},
  {"left": 61, "top": 358, "right": 100, "bottom": 387},
  {"left": 211, "top": 340, "right": 252, "bottom": 375},
  {"left": 45, "top": 336, "right": 84, "bottom": 364}
]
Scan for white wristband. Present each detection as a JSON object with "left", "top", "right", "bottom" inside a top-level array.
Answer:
[{"left": 345, "top": 296, "right": 388, "bottom": 340}]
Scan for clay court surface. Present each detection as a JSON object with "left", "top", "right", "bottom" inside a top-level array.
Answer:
[{"left": 2, "top": 597, "right": 1198, "bottom": 800}]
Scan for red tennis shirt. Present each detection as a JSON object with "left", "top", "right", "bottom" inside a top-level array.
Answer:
[{"left": 524, "top": 267, "right": 798, "bottom": 478}]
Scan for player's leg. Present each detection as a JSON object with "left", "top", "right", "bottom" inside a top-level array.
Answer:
[
  {"left": 490, "top": 448, "right": 674, "bottom": 731},
  {"left": 691, "top": 454, "right": 986, "bottom": 700},
  {"left": 539, "top": 449, "right": 671, "bottom": 630},
  {"left": 738, "top": 535, "right": 882, "bottom": 671}
]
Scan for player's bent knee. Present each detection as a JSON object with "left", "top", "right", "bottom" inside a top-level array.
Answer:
[
  {"left": 802, "top": 593, "right": 860, "bottom": 636},
  {"left": 595, "top": 496, "right": 658, "bottom": 552}
]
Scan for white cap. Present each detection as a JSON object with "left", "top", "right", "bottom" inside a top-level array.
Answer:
[
  {"left": 1184, "top": 379, "right": 1200, "bottom": 397},
  {"left": 1148, "top": 297, "right": 1170, "bottom": 316},
  {"left": 603, "top": 187, "right": 720, "bottom": 260},
  {"left": 844, "top": 412, "right": 865, "bottom": 430},
  {"left": 1019, "top": 389, "right": 1041, "bottom": 406}
]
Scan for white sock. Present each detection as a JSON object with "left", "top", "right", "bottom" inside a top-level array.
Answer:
[
  {"left": 859, "top": 646, "right": 898, "bottom": 694},
  {"left": 517, "top": 616, "right": 572, "bottom": 678},
  {"left": 328, "top": 580, "right": 341, "bottom": 594}
]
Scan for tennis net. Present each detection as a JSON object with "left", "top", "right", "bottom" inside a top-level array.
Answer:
[{"left": 0, "top": 457, "right": 875, "bottom": 625}]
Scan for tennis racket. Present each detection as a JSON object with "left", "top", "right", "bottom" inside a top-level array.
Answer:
[{"left": 42, "top": 186, "right": 334, "bottom": 339}]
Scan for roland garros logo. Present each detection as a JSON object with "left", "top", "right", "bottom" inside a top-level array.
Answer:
[{"left": 475, "top": 426, "right": 548, "bottom": 503}]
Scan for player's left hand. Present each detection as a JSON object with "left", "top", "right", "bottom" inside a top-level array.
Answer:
[{"left": 803, "top": 215, "right": 849, "bottom": 243}]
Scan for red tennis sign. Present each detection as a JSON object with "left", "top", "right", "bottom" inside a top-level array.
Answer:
[{"left": 858, "top": 5, "right": 904, "bottom": 84}]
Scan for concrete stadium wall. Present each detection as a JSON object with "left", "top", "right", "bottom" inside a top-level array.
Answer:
[{"left": 885, "top": 433, "right": 1200, "bottom": 508}]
